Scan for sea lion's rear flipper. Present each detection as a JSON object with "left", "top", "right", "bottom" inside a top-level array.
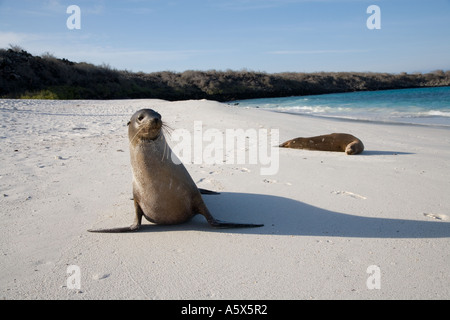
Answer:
[
  {"left": 208, "top": 218, "right": 264, "bottom": 229},
  {"left": 88, "top": 225, "right": 140, "bottom": 233},
  {"left": 198, "top": 203, "right": 263, "bottom": 229},
  {"left": 198, "top": 188, "right": 220, "bottom": 195}
]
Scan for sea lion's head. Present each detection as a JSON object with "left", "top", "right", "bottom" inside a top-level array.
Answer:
[
  {"left": 279, "top": 139, "right": 295, "bottom": 148},
  {"left": 128, "top": 109, "right": 163, "bottom": 144},
  {"left": 345, "top": 140, "right": 364, "bottom": 155}
]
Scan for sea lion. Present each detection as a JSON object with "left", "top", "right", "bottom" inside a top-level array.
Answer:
[
  {"left": 89, "top": 109, "right": 263, "bottom": 233},
  {"left": 279, "top": 133, "right": 364, "bottom": 155}
]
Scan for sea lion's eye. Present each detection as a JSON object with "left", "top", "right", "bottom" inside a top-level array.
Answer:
[{"left": 138, "top": 114, "right": 145, "bottom": 122}]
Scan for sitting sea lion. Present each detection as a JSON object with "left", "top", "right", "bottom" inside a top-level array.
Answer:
[
  {"left": 279, "top": 133, "right": 364, "bottom": 155},
  {"left": 89, "top": 109, "right": 263, "bottom": 232}
]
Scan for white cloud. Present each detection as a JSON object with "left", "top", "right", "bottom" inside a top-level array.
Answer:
[{"left": 0, "top": 31, "right": 46, "bottom": 48}]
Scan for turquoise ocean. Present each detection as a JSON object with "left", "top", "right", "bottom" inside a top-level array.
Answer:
[{"left": 233, "top": 86, "right": 450, "bottom": 127}]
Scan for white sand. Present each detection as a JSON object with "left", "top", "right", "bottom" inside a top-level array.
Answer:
[{"left": 1, "top": 98, "right": 449, "bottom": 300}]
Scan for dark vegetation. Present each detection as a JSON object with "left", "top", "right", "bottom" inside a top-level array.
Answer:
[{"left": 1, "top": 47, "right": 449, "bottom": 101}]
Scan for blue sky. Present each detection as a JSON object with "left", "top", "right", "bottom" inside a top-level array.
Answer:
[{"left": 0, "top": 0, "right": 449, "bottom": 73}]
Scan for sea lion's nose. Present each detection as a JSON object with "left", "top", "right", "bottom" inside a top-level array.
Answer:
[{"left": 152, "top": 117, "right": 160, "bottom": 125}]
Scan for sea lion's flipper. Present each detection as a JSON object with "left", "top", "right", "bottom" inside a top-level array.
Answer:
[
  {"left": 198, "top": 188, "right": 220, "bottom": 195},
  {"left": 88, "top": 225, "right": 140, "bottom": 233},
  {"left": 198, "top": 203, "right": 263, "bottom": 229},
  {"left": 208, "top": 218, "right": 264, "bottom": 229},
  {"left": 88, "top": 199, "right": 144, "bottom": 233}
]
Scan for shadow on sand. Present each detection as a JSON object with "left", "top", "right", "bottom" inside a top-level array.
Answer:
[
  {"left": 361, "top": 150, "right": 415, "bottom": 156},
  {"left": 136, "top": 192, "right": 449, "bottom": 238}
]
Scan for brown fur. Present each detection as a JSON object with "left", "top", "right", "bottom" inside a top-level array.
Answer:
[
  {"left": 89, "top": 109, "right": 263, "bottom": 232},
  {"left": 279, "top": 133, "right": 364, "bottom": 155}
]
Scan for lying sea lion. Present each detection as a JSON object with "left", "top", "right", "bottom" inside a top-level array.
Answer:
[
  {"left": 279, "top": 133, "right": 364, "bottom": 155},
  {"left": 89, "top": 109, "right": 263, "bottom": 232}
]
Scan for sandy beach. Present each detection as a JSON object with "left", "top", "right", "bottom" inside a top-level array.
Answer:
[{"left": 1, "top": 98, "right": 449, "bottom": 300}]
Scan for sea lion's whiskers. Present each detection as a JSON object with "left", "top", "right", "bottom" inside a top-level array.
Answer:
[
  {"left": 129, "top": 119, "right": 156, "bottom": 145},
  {"left": 161, "top": 122, "right": 173, "bottom": 138},
  {"left": 129, "top": 124, "right": 146, "bottom": 145},
  {"left": 160, "top": 122, "right": 173, "bottom": 161},
  {"left": 161, "top": 133, "right": 169, "bottom": 161}
]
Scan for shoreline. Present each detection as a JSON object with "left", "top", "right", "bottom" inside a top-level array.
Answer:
[
  {"left": 3, "top": 96, "right": 450, "bottom": 130},
  {"left": 231, "top": 86, "right": 450, "bottom": 129},
  {"left": 272, "top": 109, "right": 450, "bottom": 130},
  {"left": 1, "top": 98, "right": 449, "bottom": 299}
]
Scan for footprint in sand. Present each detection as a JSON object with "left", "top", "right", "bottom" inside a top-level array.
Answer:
[
  {"left": 262, "top": 179, "right": 292, "bottom": 186},
  {"left": 423, "top": 213, "right": 449, "bottom": 221},
  {"left": 92, "top": 273, "right": 111, "bottom": 281},
  {"left": 196, "top": 178, "right": 224, "bottom": 192},
  {"left": 331, "top": 191, "right": 367, "bottom": 200}
]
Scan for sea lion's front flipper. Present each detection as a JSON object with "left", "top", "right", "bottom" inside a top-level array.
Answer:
[{"left": 88, "top": 199, "right": 144, "bottom": 233}]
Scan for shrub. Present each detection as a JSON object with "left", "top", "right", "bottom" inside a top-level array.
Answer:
[{"left": 1, "top": 48, "right": 449, "bottom": 101}]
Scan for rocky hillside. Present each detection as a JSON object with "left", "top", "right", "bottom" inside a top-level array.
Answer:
[{"left": 1, "top": 48, "right": 449, "bottom": 101}]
